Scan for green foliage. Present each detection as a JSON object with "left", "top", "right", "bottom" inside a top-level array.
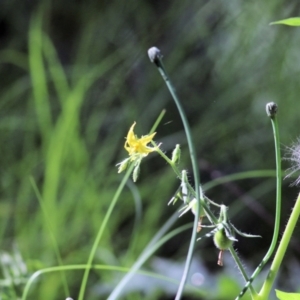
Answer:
[
  {"left": 276, "top": 290, "right": 300, "bottom": 300},
  {"left": 270, "top": 18, "right": 300, "bottom": 26},
  {"left": 1, "top": 0, "right": 300, "bottom": 299},
  {"left": 216, "top": 276, "right": 251, "bottom": 300}
]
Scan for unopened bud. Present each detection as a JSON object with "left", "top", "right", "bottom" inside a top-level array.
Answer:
[
  {"left": 116, "top": 158, "right": 130, "bottom": 173},
  {"left": 171, "top": 144, "right": 181, "bottom": 164},
  {"left": 266, "top": 102, "right": 278, "bottom": 118},
  {"left": 148, "top": 47, "right": 162, "bottom": 65},
  {"left": 133, "top": 163, "right": 140, "bottom": 182}
]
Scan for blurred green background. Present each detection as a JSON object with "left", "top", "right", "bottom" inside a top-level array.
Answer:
[{"left": 1, "top": 0, "right": 300, "bottom": 299}]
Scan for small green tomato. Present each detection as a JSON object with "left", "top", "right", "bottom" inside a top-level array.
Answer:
[
  {"left": 213, "top": 227, "right": 235, "bottom": 266},
  {"left": 213, "top": 228, "right": 234, "bottom": 250}
]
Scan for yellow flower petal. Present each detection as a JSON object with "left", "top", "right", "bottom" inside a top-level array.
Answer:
[{"left": 124, "top": 122, "right": 157, "bottom": 159}]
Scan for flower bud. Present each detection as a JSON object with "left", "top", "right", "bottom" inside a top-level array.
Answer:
[
  {"left": 133, "top": 163, "right": 140, "bottom": 182},
  {"left": 148, "top": 47, "right": 162, "bottom": 65},
  {"left": 266, "top": 102, "right": 278, "bottom": 118},
  {"left": 116, "top": 158, "right": 130, "bottom": 173},
  {"left": 171, "top": 144, "right": 181, "bottom": 164}
]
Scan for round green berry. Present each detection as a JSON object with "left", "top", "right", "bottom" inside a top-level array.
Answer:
[{"left": 213, "top": 229, "right": 234, "bottom": 250}]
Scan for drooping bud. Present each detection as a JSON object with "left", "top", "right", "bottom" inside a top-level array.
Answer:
[
  {"left": 171, "top": 144, "right": 181, "bottom": 164},
  {"left": 116, "top": 158, "right": 130, "bottom": 173},
  {"left": 132, "top": 163, "right": 140, "bottom": 182}
]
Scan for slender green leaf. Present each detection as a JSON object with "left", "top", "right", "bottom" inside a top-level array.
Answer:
[
  {"left": 270, "top": 17, "right": 300, "bottom": 26},
  {"left": 276, "top": 289, "right": 300, "bottom": 300}
]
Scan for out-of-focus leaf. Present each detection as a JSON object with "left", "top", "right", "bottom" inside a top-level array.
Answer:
[
  {"left": 270, "top": 17, "right": 300, "bottom": 26},
  {"left": 275, "top": 289, "right": 300, "bottom": 300},
  {"left": 215, "top": 275, "right": 251, "bottom": 300}
]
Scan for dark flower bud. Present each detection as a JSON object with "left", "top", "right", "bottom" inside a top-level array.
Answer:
[
  {"left": 148, "top": 47, "right": 162, "bottom": 65},
  {"left": 266, "top": 102, "right": 278, "bottom": 118}
]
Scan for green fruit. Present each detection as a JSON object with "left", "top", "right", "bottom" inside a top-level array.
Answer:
[
  {"left": 213, "top": 229, "right": 234, "bottom": 250},
  {"left": 190, "top": 199, "right": 206, "bottom": 217}
]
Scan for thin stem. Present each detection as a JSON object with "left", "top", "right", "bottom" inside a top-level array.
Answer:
[
  {"left": 236, "top": 105, "right": 282, "bottom": 300},
  {"left": 229, "top": 248, "right": 248, "bottom": 281},
  {"left": 154, "top": 143, "right": 219, "bottom": 226},
  {"left": 154, "top": 119, "right": 253, "bottom": 291},
  {"left": 258, "top": 192, "right": 300, "bottom": 299},
  {"left": 150, "top": 50, "right": 202, "bottom": 300},
  {"left": 150, "top": 48, "right": 253, "bottom": 298},
  {"left": 153, "top": 142, "right": 180, "bottom": 177},
  {"left": 22, "top": 262, "right": 204, "bottom": 300},
  {"left": 77, "top": 165, "right": 133, "bottom": 300},
  {"left": 203, "top": 170, "right": 277, "bottom": 191},
  {"left": 229, "top": 247, "right": 257, "bottom": 296},
  {"left": 78, "top": 114, "right": 164, "bottom": 300},
  {"left": 149, "top": 109, "right": 166, "bottom": 134},
  {"left": 108, "top": 223, "right": 192, "bottom": 300}
]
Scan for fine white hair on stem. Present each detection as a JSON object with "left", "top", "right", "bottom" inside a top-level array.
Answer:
[
  {"left": 232, "top": 248, "right": 246, "bottom": 271},
  {"left": 285, "top": 138, "right": 300, "bottom": 186}
]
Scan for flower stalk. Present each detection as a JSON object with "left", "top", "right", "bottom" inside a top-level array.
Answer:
[
  {"left": 236, "top": 102, "right": 282, "bottom": 300},
  {"left": 148, "top": 46, "right": 203, "bottom": 300}
]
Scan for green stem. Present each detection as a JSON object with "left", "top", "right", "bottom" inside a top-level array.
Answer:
[
  {"left": 149, "top": 109, "right": 166, "bottom": 134},
  {"left": 108, "top": 223, "right": 192, "bottom": 300},
  {"left": 153, "top": 143, "right": 180, "bottom": 176},
  {"left": 77, "top": 165, "right": 133, "bottom": 300},
  {"left": 155, "top": 143, "right": 220, "bottom": 226},
  {"left": 203, "top": 170, "right": 276, "bottom": 191},
  {"left": 229, "top": 247, "right": 256, "bottom": 295},
  {"left": 258, "top": 192, "right": 300, "bottom": 299},
  {"left": 78, "top": 113, "right": 164, "bottom": 299},
  {"left": 236, "top": 105, "right": 282, "bottom": 300},
  {"left": 162, "top": 150, "right": 252, "bottom": 296},
  {"left": 150, "top": 48, "right": 202, "bottom": 299},
  {"left": 22, "top": 261, "right": 204, "bottom": 300}
]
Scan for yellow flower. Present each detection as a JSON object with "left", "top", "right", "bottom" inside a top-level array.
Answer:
[
  {"left": 124, "top": 122, "right": 157, "bottom": 159},
  {"left": 117, "top": 122, "right": 158, "bottom": 179}
]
